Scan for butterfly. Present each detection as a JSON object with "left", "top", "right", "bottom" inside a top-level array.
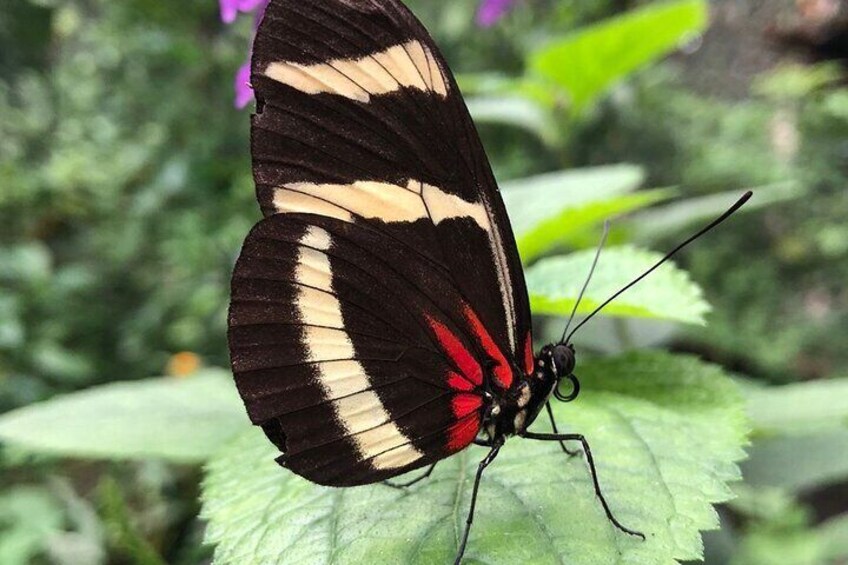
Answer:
[{"left": 226, "top": 1, "right": 750, "bottom": 562}]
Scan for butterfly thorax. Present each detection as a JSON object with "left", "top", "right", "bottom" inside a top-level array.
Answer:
[{"left": 482, "top": 347, "right": 560, "bottom": 440}]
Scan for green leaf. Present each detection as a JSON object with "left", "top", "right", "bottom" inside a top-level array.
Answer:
[
  {"left": 820, "top": 513, "right": 848, "bottom": 561},
  {"left": 0, "top": 487, "right": 65, "bottom": 565},
  {"left": 501, "top": 164, "right": 672, "bottom": 261},
  {"left": 526, "top": 245, "right": 710, "bottom": 324},
  {"left": 629, "top": 182, "right": 804, "bottom": 242},
  {"left": 753, "top": 63, "right": 845, "bottom": 101},
  {"left": 745, "top": 377, "right": 848, "bottom": 436},
  {"left": 455, "top": 73, "right": 561, "bottom": 111},
  {"left": 740, "top": 430, "right": 848, "bottom": 492},
  {"left": 0, "top": 370, "right": 244, "bottom": 463},
  {"left": 503, "top": 164, "right": 644, "bottom": 235},
  {"left": 97, "top": 477, "right": 167, "bottom": 565},
  {"left": 202, "top": 352, "right": 746, "bottom": 564},
  {"left": 0, "top": 242, "right": 52, "bottom": 283},
  {"left": 732, "top": 526, "right": 824, "bottom": 565},
  {"left": 726, "top": 484, "right": 831, "bottom": 565},
  {"left": 727, "top": 484, "right": 808, "bottom": 526},
  {"left": 466, "top": 96, "right": 559, "bottom": 147},
  {"left": 529, "top": 0, "right": 708, "bottom": 112}
]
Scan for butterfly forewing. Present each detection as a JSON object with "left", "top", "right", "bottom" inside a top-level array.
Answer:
[{"left": 229, "top": 0, "right": 533, "bottom": 484}]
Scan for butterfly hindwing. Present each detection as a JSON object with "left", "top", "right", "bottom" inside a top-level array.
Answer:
[{"left": 229, "top": 213, "right": 492, "bottom": 485}]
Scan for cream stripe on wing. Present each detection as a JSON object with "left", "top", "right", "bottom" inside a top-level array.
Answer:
[
  {"left": 294, "top": 227, "right": 423, "bottom": 470},
  {"left": 318, "top": 361, "right": 373, "bottom": 401},
  {"left": 297, "top": 288, "right": 343, "bottom": 328},
  {"left": 285, "top": 182, "right": 516, "bottom": 349},
  {"left": 480, "top": 193, "right": 517, "bottom": 351},
  {"left": 265, "top": 62, "right": 370, "bottom": 102},
  {"left": 295, "top": 248, "right": 333, "bottom": 289},
  {"left": 421, "top": 182, "right": 491, "bottom": 229},
  {"left": 264, "top": 40, "right": 448, "bottom": 102},
  {"left": 287, "top": 180, "right": 425, "bottom": 223},
  {"left": 274, "top": 191, "right": 354, "bottom": 223},
  {"left": 283, "top": 179, "right": 513, "bottom": 345},
  {"left": 372, "top": 443, "right": 424, "bottom": 469},
  {"left": 274, "top": 179, "right": 490, "bottom": 230}
]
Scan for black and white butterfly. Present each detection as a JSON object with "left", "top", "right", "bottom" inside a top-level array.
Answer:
[{"left": 227, "top": 1, "right": 749, "bottom": 562}]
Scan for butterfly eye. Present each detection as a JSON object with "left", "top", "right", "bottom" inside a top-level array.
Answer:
[
  {"left": 552, "top": 344, "right": 576, "bottom": 377},
  {"left": 554, "top": 374, "right": 580, "bottom": 403}
]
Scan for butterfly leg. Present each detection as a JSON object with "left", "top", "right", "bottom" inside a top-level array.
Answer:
[
  {"left": 454, "top": 438, "right": 504, "bottom": 565},
  {"left": 382, "top": 463, "right": 437, "bottom": 489},
  {"left": 545, "top": 402, "right": 580, "bottom": 457},
  {"left": 522, "top": 431, "right": 645, "bottom": 539}
]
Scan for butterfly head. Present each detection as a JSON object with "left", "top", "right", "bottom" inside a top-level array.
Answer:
[
  {"left": 552, "top": 343, "right": 576, "bottom": 378},
  {"left": 538, "top": 343, "right": 580, "bottom": 403}
]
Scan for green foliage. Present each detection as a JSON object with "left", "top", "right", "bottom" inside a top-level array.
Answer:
[
  {"left": 590, "top": 60, "right": 848, "bottom": 381},
  {"left": 0, "top": 0, "right": 254, "bottom": 410},
  {"left": 0, "top": 487, "right": 64, "bottom": 565},
  {"left": 752, "top": 63, "right": 845, "bottom": 102},
  {"left": 466, "top": 95, "right": 560, "bottom": 147},
  {"left": 528, "top": 0, "right": 708, "bottom": 113},
  {"left": 202, "top": 352, "right": 746, "bottom": 564},
  {"left": 741, "top": 430, "right": 848, "bottom": 492},
  {"left": 723, "top": 376, "right": 848, "bottom": 563},
  {"left": 527, "top": 246, "right": 709, "bottom": 324},
  {"left": 721, "top": 484, "right": 848, "bottom": 565},
  {"left": 741, "top": 378, "right": 848, "bottom": 493},
  {"left": 629, "top": 182, "right": 804, "bottom": 243},
  {"left": 2, "top": 0, "right": 843, "bottom": 564},
  {"left": 501, "top": 164, "right": 674, "bottom": 260},
  {"left": 820, "top": 514, "right": 848, "bottom": 562},
  {"left": 745, "top": 377, "right": 848, "bottom": 436},
  {"left": 97, "top": 477, "right": 167, "bottom": 565},
  {"left": 727, "top": 486, "right": 825, "bottom": 565},
  {"left": 0, "top": 371, "right": 243, "bottom": 463}
]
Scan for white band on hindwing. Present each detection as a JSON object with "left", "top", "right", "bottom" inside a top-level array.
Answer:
[{"left": 294, "top": 226, "right": 423, "bottom": 470}]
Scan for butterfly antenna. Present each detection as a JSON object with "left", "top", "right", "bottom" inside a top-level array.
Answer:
[
  {"left": 564, "top": 191, "right": 753, "bottom": 344},
  {"left": 560, "top": 220, "right": 610, "bottom": 343}
]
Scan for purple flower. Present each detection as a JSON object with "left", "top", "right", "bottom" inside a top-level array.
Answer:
[
  {"left": 234, "top": 61, "right": 253, "bottom": 109},
  {"left": 221, "top": 0, "right": 269, "bottom": 108},
  {"left": 219, "top": 0, "right": 268, "bottom": 24},
  {"left": 476, "top": 0, "right": 517, "bottom": 27}
]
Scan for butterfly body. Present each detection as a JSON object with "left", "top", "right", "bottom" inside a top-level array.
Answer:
[{"left": 481, "top": 347, "right": 561, "bottom": 441}]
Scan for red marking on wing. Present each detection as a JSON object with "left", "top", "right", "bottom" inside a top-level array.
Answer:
[
  {"left": 448, "top": 371, "right": 474, "bottom": 392},
  {"left": 462, "top": 304, "right": 512, "bottom": 389},
  {"left": 524, "top": 331, "right": 534, "bottom": 376},
  {"left": 447, "top": 414, "right": 481, "bottom": 452},
  {"left": 452, "top": 394, "right": 483, "bottom": 419},
  {"left": 426, "top": 316, "right": 482, "bottom": 387}
]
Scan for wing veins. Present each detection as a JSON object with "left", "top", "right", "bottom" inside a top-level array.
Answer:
[{"left": 286, "top": 389, "right": 456, "bottom": 458}]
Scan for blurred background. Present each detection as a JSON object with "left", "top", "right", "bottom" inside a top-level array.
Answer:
[{"left": 1, "top": 0, "right": 846, "bottom": 563}]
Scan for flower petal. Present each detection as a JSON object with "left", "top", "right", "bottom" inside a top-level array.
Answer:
[
  {"left": 234, "top": 62, "right": 253, "bottom": 109},
  {"left": 219, "top": 0, "right": 239, "bottom": 24},
  {"left": 476, "top": 0, "right": 516, "bottom": 27},
  {"left": 221, "top": 0, "right": 267, "bottom": 24},
  {"left": 237, "top": 0, "right": 268, "bottom": 11}
]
